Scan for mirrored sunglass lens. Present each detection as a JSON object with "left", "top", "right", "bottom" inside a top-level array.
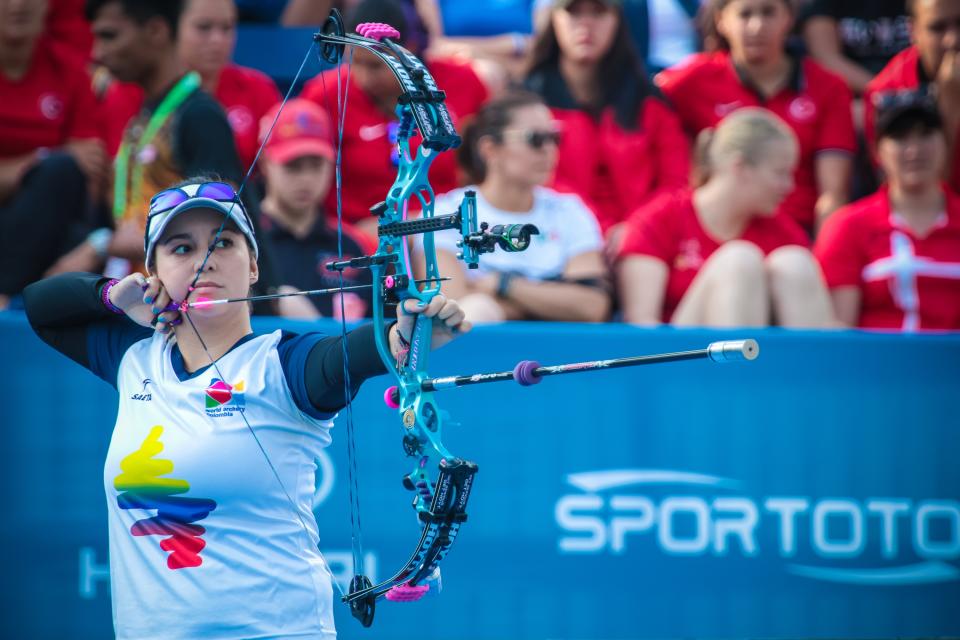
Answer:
[
  {"left": 150, "top": 190, "right": 187, "bottom": 213},
  {"left": 199, "top": 182, "right": 237, "bottom": 201}
]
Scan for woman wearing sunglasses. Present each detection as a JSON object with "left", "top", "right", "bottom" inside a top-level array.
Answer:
[
  {"left": 524, "top": 0, "right": 691, "bottom": 252},
  {"left": 22, "top": 177, "right": 469, "bottom": 639},
  {"left": 432, "top": 91, "right": 611, "bottom": 324}
]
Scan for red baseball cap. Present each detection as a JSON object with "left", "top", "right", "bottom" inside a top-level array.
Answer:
[{"left": 259, "top": 98, "right": 335, "bottom": 164}]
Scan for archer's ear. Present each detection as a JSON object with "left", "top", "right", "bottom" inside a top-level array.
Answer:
[{"left": 249, "top": 256, "right": 259, "bottom": 286}]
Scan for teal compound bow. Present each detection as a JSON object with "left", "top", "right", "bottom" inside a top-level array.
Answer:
[
  {"left": 173, "top": 8, "right": 758, "bottom": 630},
  {"left": 311, "top": 12, "right": 541, "bottom": 625}
]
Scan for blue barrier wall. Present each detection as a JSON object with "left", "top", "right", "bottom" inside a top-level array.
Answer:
[{"left": 1, "top": 313, "right": 958, "bottom": 639}]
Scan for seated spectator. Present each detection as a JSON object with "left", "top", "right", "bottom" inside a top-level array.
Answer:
[
  {"left": 81, "top": 0, "right": 282, "bottom": 313},
  {"left": 816, "top": 95, "right": 960, "bottom": 331},
  {"left": 525, "top": 0, "right": 690, "bottom": 250},
  {"left": 657, "top": 0, "right": 856, "bottom": 233},
  {"left": 101, "top": 0, "right": 282, "bottom": 168},
  {"left": 432, "top": 91, "right": 610, "bottom": 323},
  {"left": 618, "top": 108, "right": 835, "bottom": 328},
  {"left": 802, "top": 0, "right": 910, "bottom": 96},
  {"left": 300, "top": 0, "right": 489, "bottom": 244},
  {"left": 864, "top": 0, "right": 960, "bottom": 194},
  {"left": 257, "top": 99, "right": 372, "bottom": 320},
  {"left": 0, "top": 0, "right": 106, "bottom": 309}
]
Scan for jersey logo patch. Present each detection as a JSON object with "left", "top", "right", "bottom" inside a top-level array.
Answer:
[
  {"left": 204, "top": 378, "right": 246, "bottom": 418},
  {"left": 113, "top": 425, "right": 217, "bottom": 570},
  {"left": 130, "top": 378, "right": 152, "bottom": 402}
]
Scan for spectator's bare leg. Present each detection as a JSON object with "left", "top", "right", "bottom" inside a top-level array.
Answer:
[
  {"left": 765, "top": 246, "right": 837, "bottom": 328},
  {"left": 672, "top": 240, "right": 769, "bottom": 327}
]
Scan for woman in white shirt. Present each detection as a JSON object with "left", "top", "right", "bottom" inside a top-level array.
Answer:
[{"left": 434, "top": 91, "right": 611, "bottom": 323}]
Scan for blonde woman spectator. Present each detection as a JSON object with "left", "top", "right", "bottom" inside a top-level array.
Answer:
[{"left": 618, "top": 108, "right": 835, "bottom": 328}]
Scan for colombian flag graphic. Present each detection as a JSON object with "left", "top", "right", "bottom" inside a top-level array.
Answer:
[{"left": 114, "top": 426, "right": 217, "bottom": 569}]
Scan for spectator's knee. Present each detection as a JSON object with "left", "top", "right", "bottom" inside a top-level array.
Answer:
[
  {"left": 711, "top": 240, "right": 766, "bottom": 281},
  {"left": 765, "top": 246, "right": 823, "bottom": 289}
]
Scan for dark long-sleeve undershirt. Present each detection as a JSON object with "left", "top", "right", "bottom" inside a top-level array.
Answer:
[{"left": 22, "top": 273, "right": 390, "bottom": 413}]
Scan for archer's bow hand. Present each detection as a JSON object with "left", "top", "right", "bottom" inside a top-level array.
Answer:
[{"left": 391, "top": 295, "right": 471, "bottom": 356}]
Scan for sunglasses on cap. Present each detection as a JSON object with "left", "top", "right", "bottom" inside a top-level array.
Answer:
[
  {"left": 144, "top": 181, "right": 258, "bottom": 260},
  {"left": 148, "top": 181, "right": 241, "bottom": 217},
  {"left": 501, "top": 128, "right": 563, "bottom": 149}
]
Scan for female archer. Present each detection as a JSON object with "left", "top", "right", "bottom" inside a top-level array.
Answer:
[{"left": 22, "top": 176, "right": 469, "bottom": 639}]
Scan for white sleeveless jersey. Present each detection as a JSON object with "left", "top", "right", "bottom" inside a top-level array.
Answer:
[{"left": 103, "top": 330, "right": 337, "bottom": 639}]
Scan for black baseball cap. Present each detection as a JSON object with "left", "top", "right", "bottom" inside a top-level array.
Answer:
[{"left": 874, "top": 90, "right": 943, "bottom": 140}]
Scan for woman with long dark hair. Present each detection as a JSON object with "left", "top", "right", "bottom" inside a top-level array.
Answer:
[{"left": 524, "top": 0, "right": 690, "bottom": 249}]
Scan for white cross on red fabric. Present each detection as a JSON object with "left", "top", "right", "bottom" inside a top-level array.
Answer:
[{"left": 862, "top": 230, "right": 960, "bottom": 331}]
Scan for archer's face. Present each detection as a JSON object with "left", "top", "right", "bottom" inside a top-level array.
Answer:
[{"left": 153, "top": 208, "right": 257, "bottom": 315}]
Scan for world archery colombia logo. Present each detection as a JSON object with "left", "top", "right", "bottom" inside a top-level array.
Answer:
[
  {"left": 114, "top": 425, "right": 217, "bottom": 570},
  {"left": 204, "top": 378, "right": 246, "bottom": 418},
  {"left": 555, "top": 469, "right": 960, "bottom": 586}
]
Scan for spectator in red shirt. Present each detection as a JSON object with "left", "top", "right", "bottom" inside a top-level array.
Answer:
[
  {"left": 46, "top": 0, "right": 94, "bottom": 63},
  {"left": 0, "top": 0, "right": 107, "bottom": 307},
  {"left": 433, "top": 91, "right": 611, "bottom": 324},
  {"left": 524, "top": 0, "right": 690, "bottom": 250},
  {"left": 816, "top": 94, "right": 960, "bottom": 331},
  {"left": 100, "top": 0, "right": 282, "bottom": 168},
  {"left": 618, "top": 108, "right": 835, "bottom": 328},
  {"left": 300, "top": 0, "right": 489, "bottom": 245},
  {"left": 657, "top": 0, "right": 856, "bottom": 233},
  {"left": 864, "top": 0, "right": 960, "bottom": 193}
]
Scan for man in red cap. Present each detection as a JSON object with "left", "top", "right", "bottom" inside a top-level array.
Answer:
[{"left": 258, "top": 99, "right": 372, "bottom": 320}]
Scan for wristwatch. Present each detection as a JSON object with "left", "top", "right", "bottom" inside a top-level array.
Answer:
[
  {"left": 497, "top": 271, "right": 517, "bottom": 299},
  {"left": 86, "top": 227, "right": 114, "bottom": 258}
]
